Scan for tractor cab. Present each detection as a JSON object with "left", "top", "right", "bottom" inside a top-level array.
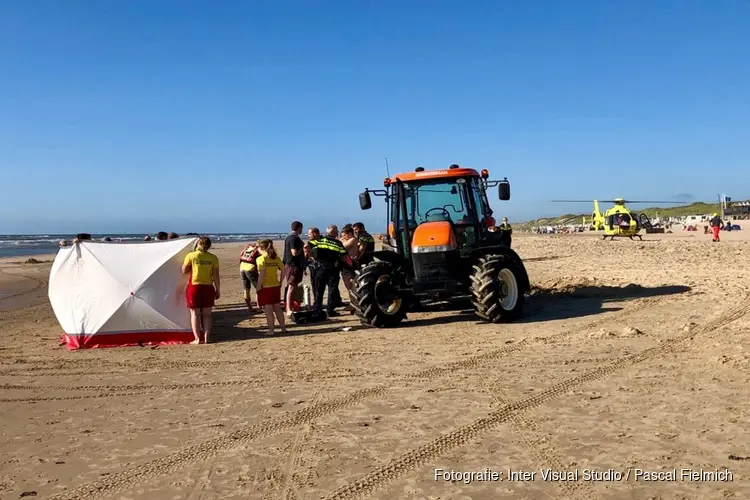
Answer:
[
  {"left": 396, "top": 176, "right": 485, "bottom": 255},
  {"left": 358, "top": 164, "right": 512, "bottom": 296},
  {"left": 352, "top": 164, "right": 529, "bottom": 328}
]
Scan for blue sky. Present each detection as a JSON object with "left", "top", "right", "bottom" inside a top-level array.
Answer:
[{"left": 1, "top": 0, "right": 749, "bottom": 234}]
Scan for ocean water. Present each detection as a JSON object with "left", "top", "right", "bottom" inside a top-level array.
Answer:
[{"left": 0, "top": 233, "right": 288, "bottom": 259}]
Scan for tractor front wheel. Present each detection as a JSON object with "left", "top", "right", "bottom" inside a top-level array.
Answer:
[
  {"left": 350, "top": 261, "right": 409, "bottom": 327},
  {"left": 470, "top": 254, "right": 525, "bottom": 323}
]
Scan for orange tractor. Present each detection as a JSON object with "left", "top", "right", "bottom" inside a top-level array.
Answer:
[{"left": 352, "top": 164, "right": 530, "bottom": 327}]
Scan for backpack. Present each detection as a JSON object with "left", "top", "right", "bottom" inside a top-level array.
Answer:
[
  {"left": 240, "top": 246, "right": 261, "bottom": 265},
  {"left": 291, "top": 307, "right": 328, "bottom": 324}
]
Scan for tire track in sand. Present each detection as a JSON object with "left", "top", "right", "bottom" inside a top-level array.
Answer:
[
  {"left": 484, "top": 384, "right": 591, "bottom": 499},
  {"left": 0, "top": 373, "right": 381, "bottom": 400},
  {"left": 321, "top": 294, "right": 750, "bottom": 500},
  {"left": 263, "top": 388, "right": 325, "bottom": 500},
  {"left": 0, "top": 391, "right": 151, "bottom": 403},
  {"left": 0, "top": 358, "right": 374, "bottom": 374},
  {"left": 0, "top": 268, "right": 47, "bottom": 301},
  {"left": 40, "top": 294, "right": 674, "bottom": 500}
]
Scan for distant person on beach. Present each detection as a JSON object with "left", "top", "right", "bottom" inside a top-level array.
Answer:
[
  {"left": 181, "top": 236, "right": 220, "bottom": 344},
  {"left": 283, "top": 221, "right": 305, "bottom": 316},
  {"left": 144, "top": 235, "right": 152, "bottom": 241},
  {"left": 256, "top": 239, "right": 286, "bottom": 336},
  {"left": 61, "top": 233, "right": 92, "bottom": 246},
  {"left": 498, "top": 217, "right": 512, "bottom": 247},
  {"left": 239, "top": 240, "right": 261, "bottom": 314},
  {"left": 709, "top": 213, "right": 724, "bottom": 242}
]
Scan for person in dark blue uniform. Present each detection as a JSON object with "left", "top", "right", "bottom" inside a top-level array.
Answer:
[
  {"left": 497, "top": 217, "right": 512, "bottom": 247},
  {"left": 353, "top": 222, "right": 376, "bottom": 264},
  {"left": 307, "top": 226, "right": 347, "bottom": 317},
  {"left": 304, "top": 227, "right": 322, "bottom": 302}
]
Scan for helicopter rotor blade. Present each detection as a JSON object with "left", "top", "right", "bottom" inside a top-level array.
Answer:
[
  {"left": 548, "top": 200, "right": 598, "bottom": 203},
  {"left": 618, "top": 200, "right": 684, "bottom": 204},
  {"left": 549, "top": 199, "right": 685, "bottom": 204}
]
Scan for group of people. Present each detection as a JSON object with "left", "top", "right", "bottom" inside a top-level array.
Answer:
[
  {"left": 59, "top": 231, "right": 195, "bottom": 246},
  {"left": 238, "top": 221, "right": 376, "bottom": 334},
  {"left": 178, "top": 221, "right": 377, "bottom": 343}
]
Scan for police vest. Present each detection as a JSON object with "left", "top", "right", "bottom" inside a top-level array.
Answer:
[
  {"left": 498, "top": 223, "right": 512, "bottom": 233},
  {"left": 358, "top": 232, "right": 376, "bottom": 252},
  {"left": 308, "top": 236, "right": 346, "bottom": 263}
]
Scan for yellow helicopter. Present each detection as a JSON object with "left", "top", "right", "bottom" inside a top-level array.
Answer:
[{"left": 550, "top": 198, "right": 680, "bottom": 240}]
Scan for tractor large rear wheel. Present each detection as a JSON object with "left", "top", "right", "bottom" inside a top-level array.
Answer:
[
  {"left": 470, "top": 254, "right": 525, "bottom": 323},
  {"left": 350, "top": 261, "right": 409, "bottom": 327}
]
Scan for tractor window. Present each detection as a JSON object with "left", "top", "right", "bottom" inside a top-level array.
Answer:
[
  {"left": 403, "top": 179, "right": 470, "bottom": 225},
  {"left": 469, "top": 178, "right": 490, "bottom": 217}
]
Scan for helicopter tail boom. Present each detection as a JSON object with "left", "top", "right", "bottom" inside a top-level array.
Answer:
[{"left": 591, "top": 200, "right": 605, "bottom": 230}]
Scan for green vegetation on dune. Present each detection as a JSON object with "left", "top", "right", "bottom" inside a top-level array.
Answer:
[
  {"left": 637, "top": 202, "right": 720, "bottom": 218},
  {"left": 516, "top": 201, "right": 722, "bottom": 228}
]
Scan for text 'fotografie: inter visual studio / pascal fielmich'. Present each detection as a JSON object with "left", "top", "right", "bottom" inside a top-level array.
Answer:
[{"left": 434, "top": 468, "right": 733, "bottom": 483}]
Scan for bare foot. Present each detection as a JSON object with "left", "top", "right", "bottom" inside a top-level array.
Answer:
[
  {"left": 264, "top": 330, "right": 274, "bottom": 337},
  {"left": 190, "top": 339, "right": 200, "bottom": 345}
]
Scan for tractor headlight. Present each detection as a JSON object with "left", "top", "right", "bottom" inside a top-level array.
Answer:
[{"left": 411, "top": 243, "right": 456, "bottom": 253}]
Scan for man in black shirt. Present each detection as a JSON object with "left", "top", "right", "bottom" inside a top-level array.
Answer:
[{"left": 283, "top": 221, "right": 304, "bottom": 315}]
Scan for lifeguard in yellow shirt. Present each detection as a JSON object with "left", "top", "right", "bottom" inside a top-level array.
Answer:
[{"left": 181, "top": 236, "right": 220, "bottom": 344}]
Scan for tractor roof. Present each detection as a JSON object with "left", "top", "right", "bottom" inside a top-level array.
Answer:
[{"left": 390, "top": 166, "right": 480, "bottom": 183}]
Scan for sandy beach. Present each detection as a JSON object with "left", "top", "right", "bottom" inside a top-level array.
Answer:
[{"left": 2, "top": 231, "right": 750, "bottom": 500}]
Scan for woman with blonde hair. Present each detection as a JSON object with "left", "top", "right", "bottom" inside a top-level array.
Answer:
[
  {"left": 181, "top": 236, "right": 220, "bottom": 343},
  {"left": 256, "top": 239, "right": 286, "bottom": 336}
]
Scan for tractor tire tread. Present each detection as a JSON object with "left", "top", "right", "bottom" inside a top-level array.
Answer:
[
  {"left": 469, "top": 253, "right": 525, "bottom": 323},
  {"left": 349, "top": 261, "right": 408, "bottom": 328}
]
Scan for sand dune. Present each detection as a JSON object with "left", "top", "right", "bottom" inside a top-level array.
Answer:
[{"left": 1, "top": 231, "right": 750, "bottom": 499}]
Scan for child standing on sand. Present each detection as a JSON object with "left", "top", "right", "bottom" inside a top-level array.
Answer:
[
  {"left": 256, "top": 239, "right": 286, "bottom": 336},
  {"left": 182, "top": 236, "right": 220, "bottom": 344}
]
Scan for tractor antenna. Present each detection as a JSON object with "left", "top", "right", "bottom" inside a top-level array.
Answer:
[{"left": 384, "top": 157, "right": 391, "bottom": 178}]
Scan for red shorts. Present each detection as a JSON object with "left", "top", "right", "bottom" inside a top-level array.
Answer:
[
  {"left": 186, "top": 283, "right": 215, "bottom": 309},
  {"left": 257, "top": 285, "right": 281, "bottom": 306}
]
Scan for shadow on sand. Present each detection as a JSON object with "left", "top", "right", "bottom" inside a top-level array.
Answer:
[
  {"left": 519, "top": 283, "right": 692, "bottom": 323},
  {"left": 210, "top": 283, "right": 692, "bottom": 340},
  {"left": 406, "top": 283, "right": 692, "bottom": 327},
  {"left": 211, "top": 305, "right": 370, "bottom": 343}
]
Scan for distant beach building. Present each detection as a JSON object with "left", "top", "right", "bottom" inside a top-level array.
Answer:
[{"left": 725, "top": 199, "right": 750, "bottom": 219}]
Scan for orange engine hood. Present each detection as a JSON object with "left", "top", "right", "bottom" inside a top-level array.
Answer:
[{"left": 411, "top": 221, "right": 456, "bottom": 249}]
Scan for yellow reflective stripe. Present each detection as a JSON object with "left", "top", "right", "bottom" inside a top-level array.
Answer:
[
  {"left": 316, "top": 237, "right": 346, "bottom": 253},
  {"left": 309, "top": 239, "right": 338, "bottom": 250},
  {"left": 317, "top": 243, "right": 346, "bottom": 253}
]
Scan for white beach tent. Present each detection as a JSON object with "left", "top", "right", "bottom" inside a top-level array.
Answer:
[{"left": 49, "top": 237, "right": 199, "bottom": 349}]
